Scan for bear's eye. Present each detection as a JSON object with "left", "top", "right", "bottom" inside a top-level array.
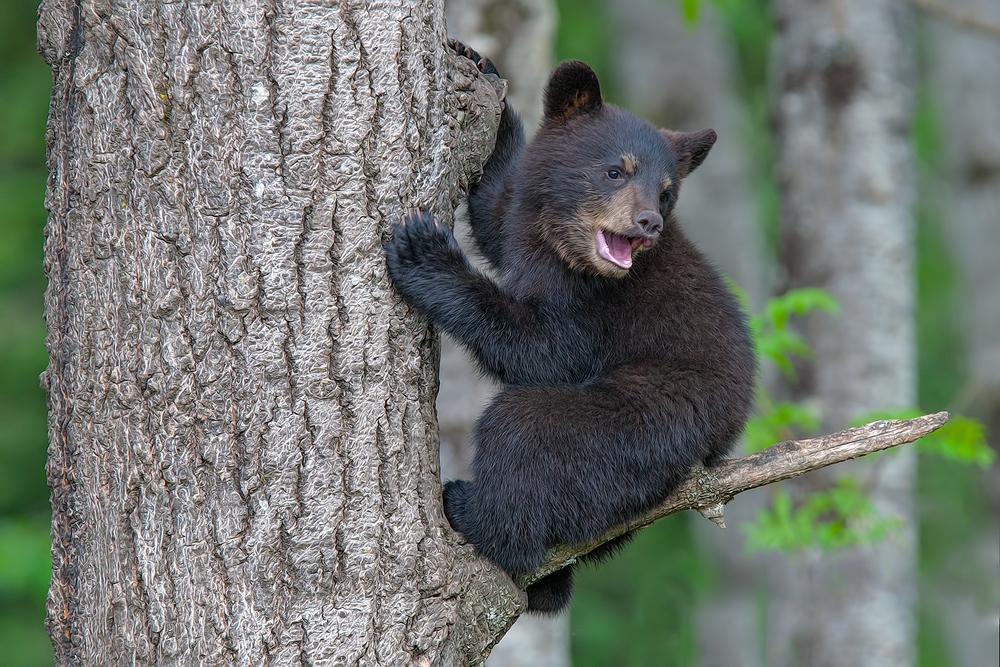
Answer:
[
  {"left": 660, "top": 190, "right": 673, "bottom": 205},
  {"left": 606, "top": 169, "right": 622, "bottom": 180}
]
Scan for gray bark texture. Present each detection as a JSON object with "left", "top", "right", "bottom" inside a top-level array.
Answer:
[
  {"left": 769, "top": 1, "right": 918, "bottom": 666},
  {"left": 924, "top": 3, "right": 1000, "bottom": 664},
  {"left": 440, "top": 2, "right": 571, "bottom": 665},
  {"left": 37, "top": 0, "right": 524, "bottom": 665}
]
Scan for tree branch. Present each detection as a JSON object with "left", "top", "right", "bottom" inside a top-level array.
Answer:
[
  {"left": 911, "top": 0, "right": 1000, "bottom": 39},
  {"left": 519, "top": 412, "right": 949, "bottom": 587}
]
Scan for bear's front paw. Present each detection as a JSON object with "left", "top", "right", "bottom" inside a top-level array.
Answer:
[
  {"left": 385, "top": 211, "right": 469, "bottom": 301},
  {"left": 447, "top": 38, "right": 500, "bottom": 77},
  {"left": 385, "top": 211, "right": 465, "bottom": 269},
  {"left": 447, "top": 39, "right": 507, "bottom": 108}
]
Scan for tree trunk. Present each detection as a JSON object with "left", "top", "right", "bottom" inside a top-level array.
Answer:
[
  {"left": 769, "top": 1, "right": 917, "bottom": 665},
  {"left": 924, "top": 3, "right": 1000, "bottom": 665},
  {"left": 38, "top": 1, "right": 519, "bottom": 664},
  {"left": 927, "top": 2, "right": 1000, "bottom": 446}
]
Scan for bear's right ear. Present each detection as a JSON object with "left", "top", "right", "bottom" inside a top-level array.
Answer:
[
  {"left": 661, "top": 128, "right": 718, "bottom": 179},
  {"left": 543, "top": 60, "right": 603, "bottom": 122}
]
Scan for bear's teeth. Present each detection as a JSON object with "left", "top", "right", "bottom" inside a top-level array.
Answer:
[{"left": 596, "top": 229, "right": 633, "bottom": 269}]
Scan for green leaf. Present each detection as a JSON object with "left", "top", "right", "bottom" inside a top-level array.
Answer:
[
  {"left": 918, "top": 415, "right": 994, "bottom": 468},
  {"left": 764, "top": 288, "right": 839, "bottom": 330},
  {"left": 744, "top": 478, "right": 904, "bottom": 553},
  {"left": 750, "top": 288, "right": 838, "bottom": 380},
  {"left": 679, "top": 0, "right": 700, "bottom": 24},
  {"left": 745, "top": 401, "right": 819, "bottom": 453}
]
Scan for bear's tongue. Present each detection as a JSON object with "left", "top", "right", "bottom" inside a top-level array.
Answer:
[{"left": 597, "top": 229, "right": 633, "bottom": 269}]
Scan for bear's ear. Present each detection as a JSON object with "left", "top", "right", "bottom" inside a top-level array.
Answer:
[
  {"left": 661, "top": 128, "right": 717, "bottom": 178},
  {"left": 543, "top": 60, "right": 603, "bottom": 122}
]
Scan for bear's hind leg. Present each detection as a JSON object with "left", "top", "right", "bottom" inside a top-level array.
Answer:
[{"left": 525, "top": 565, "right": 575, "bottom": 614}]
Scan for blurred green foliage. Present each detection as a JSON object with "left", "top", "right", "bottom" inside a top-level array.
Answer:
[
  {"left": 745, "top": 478, "right": 905, "bottom": 552},
  {"left": 743, "top": 288, "right": 831, "bottom": 453},
  {"left": 750, "top": 287, "right": 839, "bottom": 381},
  {"left": 555, "top": 0, "right": 616, "bottom": 103},
  {"left": 0, "top": 4, "right": 49, "bottom": 514},
  {"left": 852, "top": 410, "right": 994, "bottom": 469},
  {"left": 744, "top": 292, "right": 991, "bottom": 553},
  {"left": 0, "top": 0, "right": 53, "bottom": 664},
  {"left": 745, "top": 394, "right": 818, "bottom": 453},
  {"left": 571, "top": 514, "right": 707, "bottom": 667},
  {"left": 0, "top": 518, "right": 50, "bottom": 602}
]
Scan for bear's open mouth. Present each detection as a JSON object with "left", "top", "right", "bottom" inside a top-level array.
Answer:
[{"left": 596, "top": 229, "right": 650, "bottom": 270}]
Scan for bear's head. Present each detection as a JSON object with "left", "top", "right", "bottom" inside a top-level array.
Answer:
[{"left": 518, "top": 60, "right": 716, "bottom": 278}]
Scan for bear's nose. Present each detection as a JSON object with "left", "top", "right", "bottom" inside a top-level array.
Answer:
[{"left": 635, "top": 210, "right": 663, "bottom": 236}]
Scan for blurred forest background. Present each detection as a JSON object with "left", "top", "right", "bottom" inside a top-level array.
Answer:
[{"left": 1, "top": 0, "right": 998, "bottom": 665}]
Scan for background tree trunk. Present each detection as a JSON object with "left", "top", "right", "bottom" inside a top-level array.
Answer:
[
  {"left": 924, "top": 3, "right": 1000, "bottom": 664},
  {"left": 768, "top": 1, "right": 918, "bottom": 665},
  {"left": 37, "top": 0, "right": 520, "bottom": 664},
  {"left": 926, "top": 1, "right": 1000, "bottom": 450}
]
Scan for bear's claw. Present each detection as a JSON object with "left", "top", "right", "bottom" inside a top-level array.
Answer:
[{"left": 448, "top": 38, "right": 500, "bottom": 77}]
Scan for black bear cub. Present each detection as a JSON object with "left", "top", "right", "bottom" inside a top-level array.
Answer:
[{"left": 385, "top": 42, "right": 756, "bottom": 613}]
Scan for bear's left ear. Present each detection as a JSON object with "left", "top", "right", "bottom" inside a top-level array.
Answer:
[
  {"left": 543, "top": 60, "right": 603, "bottom": 122},
  {"left": 661, "top": 128, "right": 718, "bottom": 178}
]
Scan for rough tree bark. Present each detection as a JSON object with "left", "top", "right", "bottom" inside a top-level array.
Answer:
[
  {"left": 769, "top": 1, "right": 918, "bottom": 666},
  {"left": 37, "top": 1, "right": 520, "bottom": 664}
]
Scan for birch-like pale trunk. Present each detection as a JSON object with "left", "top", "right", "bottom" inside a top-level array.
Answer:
[
  {"left": 769, "top": 1, "right": 918, "bottom": 665},
  {"left": 38, "top": 1, "right": 520, "bottom": 664},
  {"left": 924, "top": 3, "right": 1000, "bottom": 665}
]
